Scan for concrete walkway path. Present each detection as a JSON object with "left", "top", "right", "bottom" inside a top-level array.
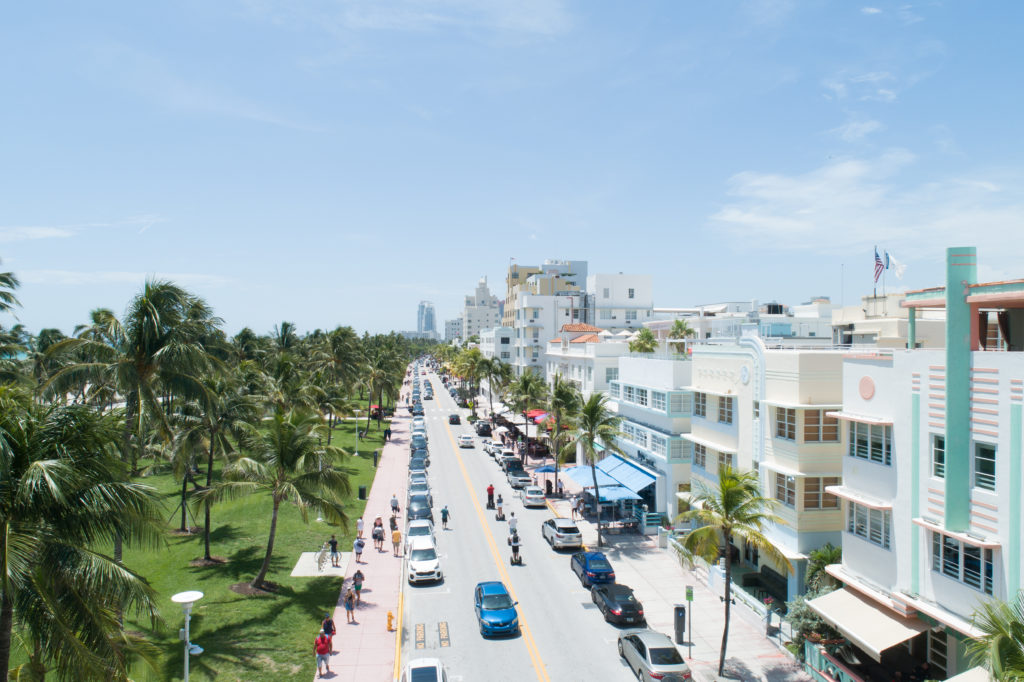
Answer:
[{"left": 318, "top": 391, "right": 410, "bottom": 681}]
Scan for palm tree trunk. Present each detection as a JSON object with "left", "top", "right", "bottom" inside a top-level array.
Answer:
[
  {"left": 252, "top": 497, "right": 281, "bottom": 590},
  {"left": 591, "top": 462, "right": 603, "bottom": 547},
  {"left": 326, "top": 408, "right": 333, "bottom": 446},
  {"left": 719, "top": 534, "right": 733, "bottom": 676},
  {"left": 203, "top": 433, "right": 216, "bottom": 561},
  {"left": 0, "top": 589, "right": 13, "bottom": 681},
  {"left": 365, "top": 394, "right": 373, "bottom": 433},
  {"left": 179, "top": 471, "right": 189, "bottom": 532}
]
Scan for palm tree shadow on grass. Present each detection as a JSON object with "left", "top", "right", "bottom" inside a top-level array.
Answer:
[{"left": 185, "top": 545, "right": 288, "bottom": 585}]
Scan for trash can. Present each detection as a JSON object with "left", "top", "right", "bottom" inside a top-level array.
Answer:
[
  {"left": 657, "top": 527, "right": 669, "bottom": 549},
  {"left": 373, "top": 451, "right": 379, "bottom": 468},
  {"left": 673, "top": 605, "right": 686, "bottom": 645},
  {"left": 358, "top": 485, "right": 367, "bottom": 500}
]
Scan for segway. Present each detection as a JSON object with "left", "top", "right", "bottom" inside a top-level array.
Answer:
[
  {"left": 508, "top": 531, "right": 523, "bottom": 565},
  {"left": 494, "top": 495, "right": 506, "bottom": 521}
]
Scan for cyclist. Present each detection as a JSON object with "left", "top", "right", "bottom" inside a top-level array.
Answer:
[{"left": 440, "top": 505, "right": 451, "bottom": 529}]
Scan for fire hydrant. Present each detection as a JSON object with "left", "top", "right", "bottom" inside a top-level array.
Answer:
[{"left": 387, "top": 611, "right": 395, "bottom": 631}]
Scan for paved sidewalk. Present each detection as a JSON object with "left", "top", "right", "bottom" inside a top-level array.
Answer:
[
  {"left": 320, "top": 395, "right": 410, "bottom": 681},
  {"left": 543, "top": 490, "right": 810, "bottom": 682}
]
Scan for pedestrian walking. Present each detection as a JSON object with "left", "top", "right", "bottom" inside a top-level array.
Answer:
[
  {"left": 315, "top": 628, "right": 332, "bottom": 677},
  {"left": 321, "top": 612, "right": 336, "bottom": 652},
  {"left": 352, "top": 569, "right": 364, "bottom": 604},
  {"left": 391, "top": 494, "right": 400, "bottom": 516},
  {"left": 343, "top": 588, "right": 357, "bottom": 623},
  {"left": 356, "top": 516, "right": 364, "bottom": 538},
  {"left": 440, "top": 505, "right": 451, "bottom": 530},
  {"left": 570, "top": 495, "right": 578, "bottom": 520},
  {"left": 328, "top": 534, "right": 340, "bottom": 567},
  {"left": 557, "top": 478, "right": 564, "bottom": 497},
  {"left": 576, "top": 496, "right": 585, "bottom": 519},
  {"left": 372, "top": 516, "right": 385, "bottom": 551},
  {"left": 389, "top": 514, "right": 398, "bottom": 532},
  {"left": 353, "top": 536, "right": 365, "bottom": 563},
  {"left": 392, "top": 528, "right": 402, "bottom": 556}
]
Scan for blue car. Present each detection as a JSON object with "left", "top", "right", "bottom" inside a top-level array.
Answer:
[
  {"left": 474, "top": 581, "right": 519, "bottom": 637},
  {"left": 571, "top": 551, "right": 616, "bottom": 587}
]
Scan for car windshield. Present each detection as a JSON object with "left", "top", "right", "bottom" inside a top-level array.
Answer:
[
  {"left": 481, "top": 594, "right": 513, "bottom": 610},
  {"left": 558, "top": 525, "right": 579, "bottom": 534},
  {"left": 409, "top": 525, "right": 430, "bottom": 536},
  {"left": 410, "top": 548, "right": 436, "bottom": 562},
  {"left": 409, "top": 668, "right": 439, "bottom": 682},
  {"left": 588, "top": 558, "right": 612, "bottom": 570},
  {"left": 409, "top": 500, "right": 427, "bottom": 510},
  {"left": 649, "top": 647, "right": 684, "bottom": 665},
  {"left": 610, "top": 588, "right": 637, "bottom": 603}
]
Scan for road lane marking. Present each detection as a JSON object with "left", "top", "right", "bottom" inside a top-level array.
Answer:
[
  {"left": 443, "top": 423, "right": 551, "bottom": 682},
  {"left": 439, "top": 621, "right": 451, "bottom": 647},
  {"left": 415, "top": 623, "right": 426, "bottom": 649}
]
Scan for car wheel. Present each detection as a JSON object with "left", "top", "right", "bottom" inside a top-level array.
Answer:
[
  {"left": 635, "top": 666, "right": 643, "bottom": 680},
  {"left": 617, "top": 640, "right": 625, "bottom": 658}
]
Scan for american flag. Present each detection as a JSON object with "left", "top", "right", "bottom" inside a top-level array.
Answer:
[{"left": 874, "top": 248, "right": 884, "bottom": 283}]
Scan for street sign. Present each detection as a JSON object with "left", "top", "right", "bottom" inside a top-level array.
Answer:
[{"left": 686, "top": 585, "right": 693, "bottom": 602}]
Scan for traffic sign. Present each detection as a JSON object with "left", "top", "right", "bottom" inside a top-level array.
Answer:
[{"left": 686, "top": 585, "right": 693, "bottom": 602}]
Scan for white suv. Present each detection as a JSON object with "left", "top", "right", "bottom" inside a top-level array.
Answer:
[
  {"left": 542, "top": 517, "right": 583, "bottom": 549},
  {"left": 407, "top": 537, "right": 443, "bottom": 584}
]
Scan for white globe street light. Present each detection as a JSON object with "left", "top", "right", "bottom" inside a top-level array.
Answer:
[{"left": 171, "top": 591, "right": 204, "bottom": 682}]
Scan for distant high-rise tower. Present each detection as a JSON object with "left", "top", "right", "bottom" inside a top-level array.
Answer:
[{"left": 417, "top": 301, "right": 436, "bottom": 334}]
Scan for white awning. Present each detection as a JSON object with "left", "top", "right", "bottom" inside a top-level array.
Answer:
[
  {"left": 945, "top": 668, "right": 990, "bottom": 682},
  {"left": 912, "top": 517, "right": 1001, "bottom": 549},
  {"left": 759, "top": 460, "right": 838, "bottom": 479},
  {"left": 825, "top": 485, "right": 893, "bottom": 510},
  {"left": 680, "top": 433, "right": 737, "bottom": 455},
  {"left": 826, "top": 411, "right": 893, "bottom": 426},
  {"left": 807, "top": 588, "right": 929, "bottom": 662},
  {"left": 762, "top": 399, "right": 842, "bottom": 411},
  {"left": 681, "top": 386, "right": 735, "bottom": 398}
]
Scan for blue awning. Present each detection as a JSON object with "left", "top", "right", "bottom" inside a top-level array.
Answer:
[
  {"left": 597, "top": 455, "right": 657, "bottom": 493},
  {"left": 563, "top": 465, "right": 618, "bottom": 488},
  {"left": 596, "top": 485, "right": 642, "bottom": 502}
]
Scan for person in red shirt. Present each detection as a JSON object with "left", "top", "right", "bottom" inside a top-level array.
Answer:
[
  {"left": 486, "top": 483, "right": 495, "bottom": 508},
  {"left": 314, "top": 629, "right": 331, "bottom": 677}
]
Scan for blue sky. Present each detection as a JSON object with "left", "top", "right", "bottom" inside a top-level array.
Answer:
[{"left": 3, "top": 1, "right": 1023, "bottom": 335}]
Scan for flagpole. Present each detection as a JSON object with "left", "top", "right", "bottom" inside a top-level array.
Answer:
[{"left": 873, "top": 246, "right": 877, "bottom": 299}]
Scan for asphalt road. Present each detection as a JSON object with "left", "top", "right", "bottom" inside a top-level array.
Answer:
[{"left": 399, "top": 369, "right": 637, "bottom": 682}]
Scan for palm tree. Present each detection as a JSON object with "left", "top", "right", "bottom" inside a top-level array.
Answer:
[
  {"left": 677, "top": 466, "right": 790, "bottom": 676},
  {"left": 967, "top": 595, "right": 1024, "bottom": 680},
  {"left": 668, "top": 319, "right": 696, "bottom": 340},
  {"left": 0, "top": 260, "right": 19, "bottom": 316},
  {"left": 480, "top": 357, "right": 513, "bottom": 419},
  {"left": 0, "top": 385, "right": 164, "bottom": 680},
  {"left": 564, "top": 392, "right": 623, "bottom": 547},
  {"left": 45, "top": 281, "right": 214, "bottom": 474},
  {"left": 628, "top": 327, "right": 658, "bottom": 353},
  {"left": 545, "top": 374, "right": 582, "bottom": 493},
  {"left": 204, "top": 409, "right": 352, "bottom": 590},
  {"left": 506, "top": 369, "right": 548, "bottom": 465},
  {"left": 805, "top": 542, "right": 841, "bottom": 592}
]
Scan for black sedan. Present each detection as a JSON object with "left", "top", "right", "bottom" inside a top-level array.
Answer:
[
  {"left": 448, "top": 414, "right": 461, "bottom": 424},
  {"left": 407, "top": 495, "right": 433, "bottom": 523},
  {"left": 592, "top": 584, "right": 646, "bottom": 626}
]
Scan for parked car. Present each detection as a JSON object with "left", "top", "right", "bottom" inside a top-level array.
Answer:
[
  {"left": 458, "top": 434, "right": 475, "bottom": 448},
  {"left": 424, "top": 393, "right": 433, "bottom": 400},
  {"left": 406, "top": 519, "right": 435, "bottom": 550},
  {"left": 487, "top": 440, "right": 504, "bottom": 456},
  {"left": 407, "top": 495, "right": 433, "bottom": 523},
  {"left": 411, "top": 428, "right": 429, "bottom": 442},
  {"left": 571, "top": 551, "right": 616, "bottom": 587},
  {"left": 409, "top": 472, "right": 428, "bottom": 488},
  {"left": 448, "top": 414, "right": 461, "bottom": 424},
  {"left": 399, "top": 658, "right": 448, "bottom": 682},
  {"left": 411, "top": 449, "right": 430, "bottom": 465},
  {"left": 592, "top": 584, "right": 646, "bottom": 625},
  {"left": 475, "top": 422, "right": 492, "bottom": 437},
  {"left": 408, "top": 460, "right": 427, "bottom": 476},
  {"left": 410, "top": 435, "right": 428, "bottom": 452},
  {"left": 412, "top": 417, "right": 426, "bottom": 430},
  {"left": 499, "top": 453, "right": 519, "bottom": 471},
  {"left": 408, "top": 481, "right": 432, "bottom": 503},
  {"left": 617, "top": 630, "right": 691, "bottom": 681},
  {"left": 474, "top": 581, "right": 519, "bottom": 637},
  {"left": 519, "top": 486, "right": 545, "bottom": 507},
  {"left": 507, "top": 470, "right": 531, "bottom": 489},
  {"left": 407, "top": 537, "right": 443, "bottom": 584},
  {"left": 412, "top": 405, "right": 424, "bottom": 416},
  {"left": 542, "top": 517, "right": 583, "bottom": 549}
]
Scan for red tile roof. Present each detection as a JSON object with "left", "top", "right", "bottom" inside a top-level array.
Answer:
[
  {"left": 570, "top": 333, "right": 601, "bottom": 344},
  {"left": 560, "top": 323, "right": 603, "bottom": 333}
]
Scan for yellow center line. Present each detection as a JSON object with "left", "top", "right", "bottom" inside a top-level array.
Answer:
[{"left": 443, "top": 422, "right": 551, "bottom": 682}]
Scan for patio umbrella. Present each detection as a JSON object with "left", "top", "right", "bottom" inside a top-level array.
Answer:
[{"left": 533, "top": 465, "right": 557, "bottom": 473}]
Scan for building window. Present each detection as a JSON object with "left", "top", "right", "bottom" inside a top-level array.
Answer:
[
  {"left": 500, "top": 336, "right": 510, "bottom": 344},
  {"left": 600, "top": 309, "right": 612, "bottom": 319},
  {"left": 776, "top": 407, "right": 796, "bottom": 440},
  {"left": 501, "top": 351, "right": 510, "bottom": 359},
  {"left": 932, "top": 435, "right": 945, "bottom": 479},
  {"left": 635, "top": 389, "right": 648, "bottom": 407},
  {"left": 753, "top": 401, "right": 760, "bottom": 419},
  {"left": 694, "top": 444, "right": 706, "bottom": 469},
  {"left": 609, "top": 382, "right": 620, "bottom": 399},
  {"left": 804, "top": 410, "right": 839, "bottom": 442},
  {"left": 974, "top": 443, "right": 996, "bottom": 491},
  {"left": 628, "top": 288, "right": 635, "bottom": 299},
  {"left": 847, "top": 502, "right": 891, "bottom": 549},
  {"left": 718, "top": 396, "right": 734, "bottom": 424},
  {"left": 603, "top": 288, "right": 610, "bottom": 298},
  {"left": 625, "top": 310, "right": 637, "bottom": 321},
  {"left": 775, "top": 473, "right": 796, "bottom": 507},
  {"left": 803, "top": 477, "right": 841, "bottom": 509},
  {"left": 650, "top": 434, "right": 667, "bottom": 456},
  {"left": 623, "top": 385, "right": 635, "bottom": 402},
  {"left": 651, "top": 391, "right": 667, "bottom": 411},
  {"left": 694, "top": 392, "right": 706, "bottom": 418},
  {"left": 671, "top": 440, "right": 690, "bottom": 462},
  {"left": 848, "top": 422, "right": 892, "bottom": 466},
  {"left": 718, "top": 451, "right": 734, "bottom": 471},
  {"left": 670, "top": 393, "right": 690, "bottom": 414},
  {"left": 587, "top": 366, "right": 593, "bottom": 382},
  {"left": 931, "top": 532, "right": 994, "bottom": 595},
  {"left": 928, "top": 629, "right": 948, "bottom": 679},
  {"left": 606, "top": 367, "right": 619, "bottom": 382}
]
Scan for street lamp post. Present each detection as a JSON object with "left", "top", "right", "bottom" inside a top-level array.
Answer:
[{"left": 171, "top": 591, "right": 204, "bottom": 682}]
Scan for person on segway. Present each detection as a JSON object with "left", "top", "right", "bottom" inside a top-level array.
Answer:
[
  {"left": 486, "top": 484, "right": 495, "bottom": 509},
  {"left": 495, "top": 494, "right": 505, "bottom": 521},
  {"left": 509, "top": 529, "right": 521, "bottom": 565}
]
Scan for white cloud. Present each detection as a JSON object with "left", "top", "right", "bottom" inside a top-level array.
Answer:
[
  {"left": 0, "top": 216, "right": 165, "bottom": 243},
  {"left": 19, "top": 270, "right": 233, "bottom": 288},
  {"left": 861, "top": 7, "right": 882, "bottom": 15},
  {"left": 710, "top": 151, "right": 1024, "bottom": 268},
  {"left": 831, "top": 119, "right": 883, "bottom": 142},
  {"left": 824, "top": 71, "right": 899, "bottom": 102}
]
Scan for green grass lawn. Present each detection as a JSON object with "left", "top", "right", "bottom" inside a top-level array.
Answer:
[{"left": 122, "top": 418, "right": 390, "bottom": 682}]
